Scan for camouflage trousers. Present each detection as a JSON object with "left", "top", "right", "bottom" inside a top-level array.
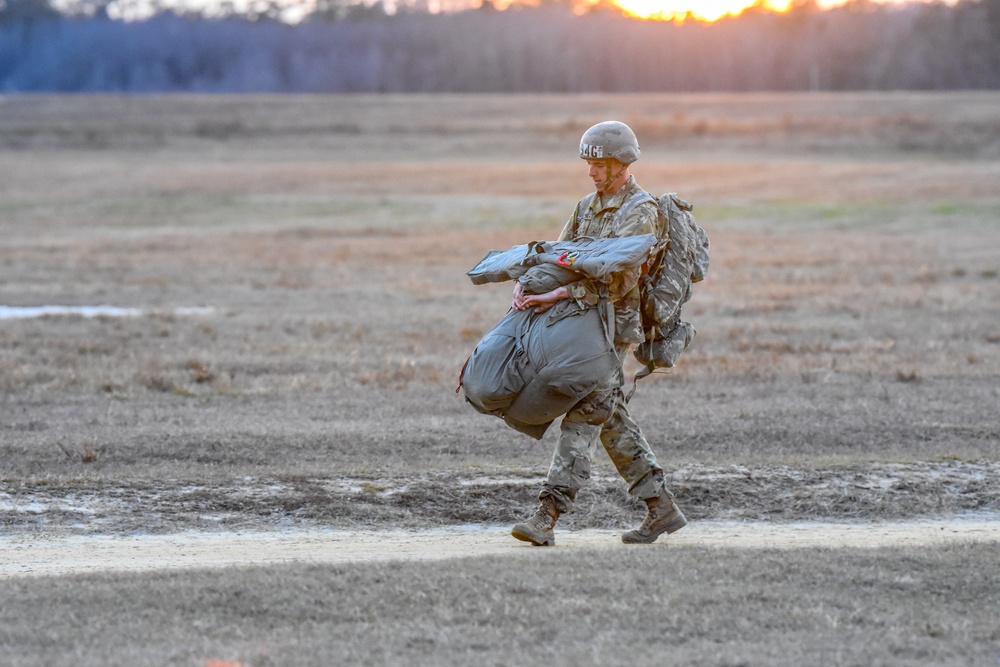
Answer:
[{"left": 538, "top": 346, "right": 669, "bottom": 513}]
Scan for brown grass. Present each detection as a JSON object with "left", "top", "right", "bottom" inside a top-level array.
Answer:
[
  {"left": 0, "top": 91, "right": 998, "bottom": 666},
  {"left": 2, "top": 542, "right": 999, "bottom": 667}
]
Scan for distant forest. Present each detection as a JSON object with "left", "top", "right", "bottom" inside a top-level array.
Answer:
[{"left": 2, "top": 0, "right": 999, "bottom": 92}]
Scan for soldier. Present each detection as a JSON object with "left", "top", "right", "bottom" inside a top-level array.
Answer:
[{"left": 510, "top": 121, "right": 687, "bottom": 546}]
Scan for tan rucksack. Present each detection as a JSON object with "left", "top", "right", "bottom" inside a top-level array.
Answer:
[{"left": 626, "top": 193, "right": 710, "bottom": 393}]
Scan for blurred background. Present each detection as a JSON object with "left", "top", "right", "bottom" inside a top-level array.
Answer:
[{"left": 2, "top": 0, "right": 998, "bottom": 93}]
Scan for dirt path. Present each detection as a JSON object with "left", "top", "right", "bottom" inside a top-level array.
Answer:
[{"left": 3, "top": 517, "right": 998, "bottom": 579}]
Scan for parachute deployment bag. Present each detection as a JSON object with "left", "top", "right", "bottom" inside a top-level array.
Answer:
[
  {"left": 460, "top": 301, "right": 618, "bottom": 439},
  {"left": 459, "top": 235, "right": 658, "bottom": 439}
]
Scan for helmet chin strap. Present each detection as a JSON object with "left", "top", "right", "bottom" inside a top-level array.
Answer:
[{"left": 600, "top": 160, "right": 629, "bottom": 194}]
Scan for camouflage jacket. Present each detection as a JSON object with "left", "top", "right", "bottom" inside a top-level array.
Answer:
[{"left": 557, "top": 176, "right": 658, "bottom": 345}]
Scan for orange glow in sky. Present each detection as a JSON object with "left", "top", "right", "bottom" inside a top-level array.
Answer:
[
  {"left": 601, "top": 0, "right": 793, "bottom": 22},
  {"left": 538, "top": 0, "right": 959, "bottom": 23}
]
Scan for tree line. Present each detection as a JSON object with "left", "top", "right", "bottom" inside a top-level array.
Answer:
[{"left": 1, "top": 0, "right": 998, "bottom": 92}]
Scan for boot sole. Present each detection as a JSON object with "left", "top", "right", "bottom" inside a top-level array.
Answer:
[
  {"left": 511, "top": 527, "right": 555, "bottom": 547},
  {"left": 621, "top": 515, "right": 688, "bottom": 544}
]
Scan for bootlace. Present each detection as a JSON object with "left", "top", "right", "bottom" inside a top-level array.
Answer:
[{"left": 529, "top": 500, "right": 557, "bottom": 530}]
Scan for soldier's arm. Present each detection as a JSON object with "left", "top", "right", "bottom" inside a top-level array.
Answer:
[
  {"left": 557, "top": 211, "right": 576, "bottom": 242},
  {"left": 607, "top": 202, "right": 657, "bottom": 344},
  {"left": 513, "top": 281, "right": 570, "bottom": 314},
  {"left": 553, "top": 213, "right": 653, "bottom": 307},
  {"left": 596, "top": 202, "right": 657, "bottom": 300},
  {"left": 536, "top": 201, "right": 653, "bottom": 308},
  {"left": 552, "top": 206, "right": 591, "bottom": 303}
]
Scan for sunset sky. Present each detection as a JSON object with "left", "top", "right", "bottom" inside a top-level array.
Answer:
[
  {"left": 427, "top": 0, "right": 959, "bottom": 22},
  {"left": 592, "top": 0, "right": 949, "bottom": 22},
  {"left": 97, "top": 0, "right": 961, "bottom": 24}
]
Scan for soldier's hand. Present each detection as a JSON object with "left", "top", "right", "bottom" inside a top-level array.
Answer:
[
  {"left": 514, "top": 286, "right": 569, "bottom": 314},
  {"left": 512, "top": 281, "right": 529, "bottom": 311}
]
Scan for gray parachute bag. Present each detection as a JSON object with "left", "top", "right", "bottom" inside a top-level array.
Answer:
[
  {"left": 467, "top": 234, "right": 659, "bottom": 286},
  {"left": 460, "top": 235, "right": 657, "bottom": 439},
  {"left": 631, "top": 193, "right": 710, "bottom": 390}
]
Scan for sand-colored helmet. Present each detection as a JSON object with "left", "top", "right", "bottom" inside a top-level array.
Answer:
[{"left": 579, "top": 121, "right": 640, "bottom": 164}]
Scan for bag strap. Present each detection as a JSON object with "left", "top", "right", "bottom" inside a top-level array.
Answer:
[{"left": 612, "top": 190, "right": 658, "bottom": 237}]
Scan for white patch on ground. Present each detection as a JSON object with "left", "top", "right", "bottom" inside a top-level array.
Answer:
[
  {"left": 0, "top": 305, "right": 214, "bottom": 320},
  {"left": 2, "top": 517, "right": 998, "bottom": 579}
]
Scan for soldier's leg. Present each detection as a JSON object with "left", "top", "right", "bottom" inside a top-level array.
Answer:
[
  {"left": 539, "top": 416, "right": 601, "bottom": 513},
  {"left": 600, "top": 393, "right": 687, "bottom": 543},
  {"left": 598, "top": 391, "right": 667, "bottom": 499},
  {"left": 511, "top": 402, "right": 601, "bottom": 547}
]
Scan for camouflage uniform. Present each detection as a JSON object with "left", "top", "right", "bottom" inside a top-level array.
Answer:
[{"left": 537, "top": 175, "right": 671, "bottom": 513}]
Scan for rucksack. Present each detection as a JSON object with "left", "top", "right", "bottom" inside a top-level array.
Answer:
[{"left": 622, "top": 192, "right": 710, "bottom": 393}]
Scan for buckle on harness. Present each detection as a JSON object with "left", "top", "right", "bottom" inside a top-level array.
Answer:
[{"left": 557, "top": 251, "right": 578, "bottom": 267}]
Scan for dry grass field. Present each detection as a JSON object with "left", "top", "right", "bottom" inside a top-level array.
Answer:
[{"left": 1, "top": 92, "right": 999, "bottom": 666}]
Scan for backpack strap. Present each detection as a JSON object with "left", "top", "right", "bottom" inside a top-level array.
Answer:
[{"left": 612, "top": 190, "right": 658, "bottom": 237}]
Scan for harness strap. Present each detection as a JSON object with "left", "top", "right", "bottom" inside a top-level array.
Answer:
[{"left": 612, "top": 191, "right": 658, "bottom": 237}]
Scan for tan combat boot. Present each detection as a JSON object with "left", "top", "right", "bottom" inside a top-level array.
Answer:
[
  {"left": 621, "top": 492, "right": 687, "bottom": 544},
  {"left": 511, "top": 496, "right": 561, "bottom": 546}
]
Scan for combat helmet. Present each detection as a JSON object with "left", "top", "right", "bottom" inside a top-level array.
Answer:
[{"left": 579, "top": 121, "right": 640, "bottom": 164}]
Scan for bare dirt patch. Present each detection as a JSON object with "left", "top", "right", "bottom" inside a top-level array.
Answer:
[{"left": 3, "top": 462, "right": 1000, "bottom": 535}]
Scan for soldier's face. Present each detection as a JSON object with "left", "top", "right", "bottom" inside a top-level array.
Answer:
[{"left": 586, "top": 158, "right": 626, "bottom": 194}]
